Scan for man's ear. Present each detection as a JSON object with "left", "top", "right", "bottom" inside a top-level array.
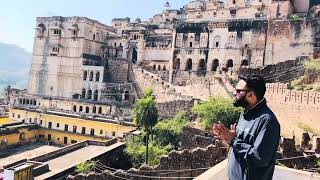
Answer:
[{"left": 247, "top": 91, "right": 254, "bottom": 98}]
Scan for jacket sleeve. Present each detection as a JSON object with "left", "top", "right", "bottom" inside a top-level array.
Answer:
[{"left": 231, "top": 114, "right": 280, "bottom": 168}]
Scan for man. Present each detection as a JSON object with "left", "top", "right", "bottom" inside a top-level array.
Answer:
[{"left": 213, "top": 75, "right": 280, "bottom": 180}]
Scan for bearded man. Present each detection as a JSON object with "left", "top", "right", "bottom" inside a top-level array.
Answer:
[{"left": 212, "top": 75, "right": 280, "bottom": 180}]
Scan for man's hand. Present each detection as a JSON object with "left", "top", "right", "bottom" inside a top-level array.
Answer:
[{"left": 212, "top": 122, "right": 237, "bottom": 145}]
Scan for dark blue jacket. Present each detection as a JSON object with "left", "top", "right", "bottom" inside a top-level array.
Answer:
[{"left": 228, "top": 98, "right": 280, "bottom": 180}]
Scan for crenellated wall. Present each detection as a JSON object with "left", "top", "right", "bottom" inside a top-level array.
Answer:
[
  {"left": 266, "top": 83, "right": 320, "bottom": 138},
  {"left": 67, "top": 143, "right": 227, "bottom": 180}
]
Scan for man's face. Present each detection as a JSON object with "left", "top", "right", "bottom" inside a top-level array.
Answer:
[{"left": 233, "top": 80, "right": 250, "bottom": 108}]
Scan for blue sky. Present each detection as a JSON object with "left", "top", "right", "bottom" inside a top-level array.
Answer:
[{"left": 0, "top": 0, "right": 189, "bottom": 52}]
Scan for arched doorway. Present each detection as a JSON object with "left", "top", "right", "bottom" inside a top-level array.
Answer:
[
  {"left": 82, "top": 89, "right": 86, "bottom": 99},
  {"left": 93, "top": 106, "right": 97, "bottom": 113},
  {"left": 132, "top": 48, "right": 137, "bottom": 63},
  {"left": 89, "top": 71, "right": 93, "bottom": 81},
  {"left": 124, "top": 91, "right": 130, "bottom": 100},
  {"left": 241, "top": 59, "right": 249, "bottom": 66},
  {"left": 174, "top": 59, "right": 180, "bottom": 70},
  {"left": 85, "top": 107, "right": 89, "bottom": 113},
  {"left": 87, "top": 90, "right": 92, "bottom": 100},
  {"left": 19, "top": 132, "right": 26, "bottom": 141},
  {"left": 226, "top": 59, "right": 234, "bottom": 68},
  {"left": 212, "top": 59, "right": 219, "bottom": 71},
  {"left": 186, "top": 59, "right": 192, "bottom": 71},
  {"left": 198, "top": 59, "right": 206, "bottom": 71},
  {"left": 83, "top": 71, "right": 87, "bottom": 81},
  {"left": 95, "top": 72, "right": 100, "bottom": 82},
  {"left": 73, "top": 105, "right": 77, "bottom": 112},
  {"left": 94, "top": 90, "right": 98, "bottom": 101}
]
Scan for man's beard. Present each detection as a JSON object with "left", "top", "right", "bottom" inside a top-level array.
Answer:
[{"left": 233, "top": 96, "right": 248, "bottom": 108}]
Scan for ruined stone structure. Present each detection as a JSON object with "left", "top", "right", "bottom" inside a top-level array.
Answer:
[
  {"left": 26, "top": 0, "right": 320, "bottom": 104},
  {"left": 266, "top": 83, "right": 320, "bottom": 138},
  {"left": 67, "top": 143, "right": 227, "bottom": 180}
]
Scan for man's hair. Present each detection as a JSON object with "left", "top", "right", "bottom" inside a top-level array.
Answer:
[{"left": 240, "top": 75, "right": 266, "bottom": 100}]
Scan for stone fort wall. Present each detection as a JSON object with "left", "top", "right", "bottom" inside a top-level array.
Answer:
[
  {"left": 265, "top": 83, "right": 320, "bottom": 138},
  {"left": 67, "top": 143, "right": 227, "bottom": 180}
]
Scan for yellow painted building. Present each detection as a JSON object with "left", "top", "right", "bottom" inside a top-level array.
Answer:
[
  {"left": 0, "top": 124, "right": 38, "bottom": 146},
  {"left": 6, "top": 107, "right": 137, "bottom": 146},
  {"left": 0, "top": 117, "right": 10, "bottom": 124}
]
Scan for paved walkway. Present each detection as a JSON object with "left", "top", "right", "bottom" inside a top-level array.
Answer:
[{"left": 35, "top": 142, "right": 124, "bottom": 180}]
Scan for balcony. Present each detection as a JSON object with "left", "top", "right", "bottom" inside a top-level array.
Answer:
[{"left": 196, "top": 159, "right": 320, "bottom": 180}]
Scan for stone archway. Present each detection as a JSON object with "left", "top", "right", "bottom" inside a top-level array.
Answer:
[
  {"left": 198, "top": 59, "right": 206, "bottom": 71},
  {"left": 124, "top": 91, "right": 130, "bottom": 100},
  {"left": 226, "top": 59, "right": 234, "bottom": 68},
  {"left": 19, "top": 132, "right": 26, "bottom": 141},
  {"left": 94, "top": 90, "right": 99, "bottom": 101},
  {"left": 212, "top": 59, "right": 219, "bottom": 71},
  {"left": 186, "top": 58, "right": 192, "bottom": 71},
  {"left": 174, "top": 58, "right": 180, "bottom": 70},
  {"left": 241, "top": 59, "right": 249, "bottom": 66},
  {"left": 132, "top": 48, "right": 137, "bottom": 63}
]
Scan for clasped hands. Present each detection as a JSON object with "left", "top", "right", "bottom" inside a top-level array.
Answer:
[{"left": 212, "top": 122, "right": 237, "bottom": 145}]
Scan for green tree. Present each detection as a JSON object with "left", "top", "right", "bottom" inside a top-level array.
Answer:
[
  {"left": 132, "top": 88, "right": 158, "bottom": 164},
  {"left": 153, "top": 111, "right": 188, "bottom": 146},
  {"left": 192, "top": 96, "right": 242, "bottom": 130},
  {"left": 75, "top": 160, "right": 97, "bottom": 174}
]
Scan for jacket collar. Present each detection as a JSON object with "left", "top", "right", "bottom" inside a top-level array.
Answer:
[{"left": 243, "top": 98, "right": 267, "bottom": 118}]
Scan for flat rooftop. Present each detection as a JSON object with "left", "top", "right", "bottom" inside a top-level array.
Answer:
[
  {"left": 0, "top": 143, "right": 60, "bottom": 169},
  {"left": 35, "top": 141, "right": 124, "bottom": 180}
]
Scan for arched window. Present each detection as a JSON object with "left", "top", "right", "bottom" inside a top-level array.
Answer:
[
  {"left": 23, "top": 99, "right": 25, "bottom": 104},
  {"left": 158, "top": 65, "right": 161, "bottom": 71},
  {"left": 93, "top": 106, "right": 97, "bottom": 113},
  {"left": 88, "top": 90, "right": 92, "bottom": 99},
  {"left": 213, "top": 36, "right": 221, "bottom": 48},
  {"left": 26, "top": 99, "right": 29, "bottom": 104},
  {"left": 124, "top": 91, "right": 130, "bottom": 100},
  {"left": 19, "top": 99, "right": 22, "bottom": 104},
  {"left": 19, "top": 132, "right": 26, "bottom": 141},
  {"left": 241, "top": 59, "right": 249, "bottom": 66},
  {"left": 186, "top": 59, "right": 192, "bottom": 71},
  {"left": 73, "top": 105, "right": 77, "bottom": 112},
  {"left": 79, "top": 106, "right": 83, "bottom": 112},
  {"left": 33, "top": 100, "right": 37, "bottom": 105},
  {"left": 85, "top": 107, "right": 89, "bottom": 113},
  {"left": 174, "top": 59, "right": 180, "bottom": 70},
  {"left": 212, "top": 59, "right": 219, "bottom": 71},
  {"left": 198, "top": 59, "right": 206, "bottom": 71},
  {"left": 82, "top": 89, "right": 86, "bottom": 99},
  {"left": 153, "top": 65, "right": 156, "bottom": 70},
  {"left": 94, "top": 90, "right": 98, "bottom": 101},
  {"left": 96, "top": 72, "right": 100, "bottom": 82},
  {"left": 98, "top": 107, "right": 102, "bottom": 114},
  {"left": 163, "top": 65, "right": 166, "bottom": 71},
  {"left": 226, "top": 59, "right": 234, "bottom": 68},
  {"left": 318, "top": 11, "right": 320, "bottom": 17},
  {"left": 89, "top": 71, "right": 93, "bottom": 81},
  {"left": 83, "top": 71, "right": 87, "bottom": 81}
]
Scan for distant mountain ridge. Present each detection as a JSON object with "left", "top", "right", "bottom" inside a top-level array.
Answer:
[{"left": 0, "top": 42, "right": 31, "bottom": 94}]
